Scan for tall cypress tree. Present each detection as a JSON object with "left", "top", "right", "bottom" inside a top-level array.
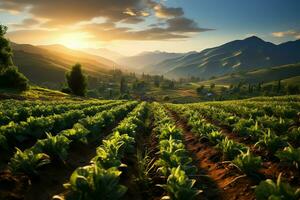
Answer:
[{"left": 66, "top": 63, "right": 87, "bottom": 96}]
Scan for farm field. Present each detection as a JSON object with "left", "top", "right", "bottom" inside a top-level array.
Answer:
[{"left": 0, "top": 96, "right": 299, "bottom": 200}]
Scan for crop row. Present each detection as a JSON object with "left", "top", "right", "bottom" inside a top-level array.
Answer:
[
  {"left": 0, "top": 99, "right": 116, "bottom": 126},
  {"left": 151, "top": 102, "right": 201, "bottom": 199},
  {"left": 55, "top": 102, "right": 147, "bottom": 199},
  {"left": 0, "top": 101, "right": 125, "bottom": 150},
  {"left": 167, "top": 104, "right": 300, "bottom": 199},
  {"left": 201, "top": 101, "right": 300, "bottom": 119},
  {"left": 8, "top": 101, "right": 138, "bottom": 178},
  {"left": 189, "top": 104, "right": 299, "bottom": 148}
]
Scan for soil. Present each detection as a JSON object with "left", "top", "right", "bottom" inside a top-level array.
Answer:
[
  {"left": 203, "top": 116, "right": 300, "bottom": 185},
  {"left": 0, "top": 171, "right": 29, "bottom": 200},
  {"left": 168, "top": 110, "right": 256, "bottom": 200}
]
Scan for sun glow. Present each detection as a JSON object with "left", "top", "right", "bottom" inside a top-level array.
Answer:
[{"left": 57, "top": 32, "right": 92, "bottom": 49}]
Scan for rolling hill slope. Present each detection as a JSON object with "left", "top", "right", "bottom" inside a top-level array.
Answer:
[
  {"left": 198, "top": 63, "right": 300, "bottom": 85},
  {"left": 11, "top": 43, "right": 116, "bottom": 87},
  {"left": 149, "top": 36, "right": 300, "bottom": 79}
]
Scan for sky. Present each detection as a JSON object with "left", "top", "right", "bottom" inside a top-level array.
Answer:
[{"left": 0, "top": 0, "right": 299, "bottom": 56}]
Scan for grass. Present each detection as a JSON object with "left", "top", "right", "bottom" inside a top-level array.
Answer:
[{"left": 0, "top": 86, "right": 85, "bottom": 101}]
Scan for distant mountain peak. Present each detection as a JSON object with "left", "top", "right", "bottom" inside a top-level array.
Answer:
[{"left": 244, "top": 35, "right": 264, "bottom": 41}]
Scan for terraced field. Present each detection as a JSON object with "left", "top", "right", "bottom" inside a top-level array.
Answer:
[{"left": 0, "top": 96, "right": 299, "bottom": 200}]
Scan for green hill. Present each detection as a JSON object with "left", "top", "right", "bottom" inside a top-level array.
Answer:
[
  {"left": 198, "top": 63, "right": 300, "bottom": 86},
  {"left": 11, "top": 43, "right": 116, "bottom": 88}
]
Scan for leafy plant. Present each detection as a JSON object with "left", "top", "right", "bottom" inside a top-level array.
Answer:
[
  {"left": 255, "top": 174, "right": 300, "bottom": 200},
  {"left": 134, "top": 148, "right": 156, "bottom": 188},
  {"left": 159, "top": 125, "right": 183, "bottom": 140},
  {"left": 156, "top": 137, "right": 195, "bottom": 176},
  {"left": 216, "top": 137, "right": 247, "bottom": 160},
  {"left": 255, "top": 129, "right": 287, "bottom": 154},
  {"left": 158, "top": 166, "right": 201, "bottom": 200},
  {"left": 207, "top": 130, "right": 225, "bottom": 145},
  {"left": 65, "top": 165, "right": 127, "bottom": 200},
  {"left": 276, "top": 145, "right": 300, "bottom": 169},
  {"left": 61, "top": 123, "right": 89, "bottom": 144},
  {"left": 33, "top": 133, "right": 71, "bottom": 162},
  {"left": 232, "top": 149, "right": 262, "bottom": 175},
  {"left": 233, "top": 118, "right": 255, "bottom": 136},
  {"left": 9, "top": 148, "right": 50, "bottom": 176},
  {"left": 93, "top": 132, "right": 134, "bottom": 169}
]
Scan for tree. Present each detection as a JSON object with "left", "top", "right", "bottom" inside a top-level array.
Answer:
[
  {"left": 0, "top": 25, "right": 28, "bottom": 90},
  {"left": 196, "top": 85, "right": 205, "bottom": 95},
  {"left": 66, "top": 63, "right": 87, "bottom": 96},
  {"left": 277, "top": 80, "right": 282, "bottom": 93},
  {"left": 120, "top": 77, "right": 127, "bottom": 94},
  {"left": 0, "top": 25, "right": 13, "bottom": 70}
]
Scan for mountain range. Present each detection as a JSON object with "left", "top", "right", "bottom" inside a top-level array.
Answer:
[
  {"left": 116, "top": 51, "right": 188, "bottom": 70},
  {"left": 145, "top": 36, "right": 300, "bottom": 79},
  {"left": 10, "top": 36, "right": 300, "bottom": 88}
]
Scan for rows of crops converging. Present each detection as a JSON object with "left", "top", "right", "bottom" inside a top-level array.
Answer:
[{"left": 0, "top": 96, "right": 300, "bottom": 200}]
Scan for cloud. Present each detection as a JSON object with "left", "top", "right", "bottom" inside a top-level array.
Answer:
[
  {"left": 154, "top": 4, "right": 183, "bottom": 18},
  {"left": 81, "top": 17, "right": 211, "bottom": 41},
  {"left": 1, "top": 0, "right": 213, "bottom": 42},
  {"left": 0, "top": 0, "right": 156, "bottom": 25},
  {"left": 11, "top": 18, "right": 40, "bottom": 28},
  {"left": 272, "top": 30, "right": 300, "bottom": 39},
  {"left": 166, "top": 17, "right": 213, "bottom": 33}
]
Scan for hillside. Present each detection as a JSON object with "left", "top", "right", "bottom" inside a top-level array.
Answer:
[
  {"left": 11, "top": 43, "right": 116, "bottom": 87},
  {"left": 198, "top": 63, "right": 300, "bottom": 86},
  {"left": 117, "top": 51, "right": 187, "bottom": 70},
  {"left": 82, "top": 48, "right": 124, "bottom": 61},
  {"left": 149, "top": 36, "right": 300, "bottom": 79}
]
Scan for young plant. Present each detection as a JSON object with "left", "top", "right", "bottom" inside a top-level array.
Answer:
[
  {"left": 255, "top": 129, "right": 286, "bottom": 154},
  {"left": 61, "top": 123, "right": 89, "bottom": 144},
  {"left": 233, "top": 118, "right": 255, "bottom": 137},
  {"left": 134, "top": 148, "right": 156, "bottom": 188},
  {"left": 276, "top": 145, "right": 300, "bottom": 169},
  {"left": 93, "top": 132, "right": 134, "bottom": 169},
  {"left": 9, "top": 148, "right": 50, "bottom": 176},
  {"left": 255, "top": 174, "right": 300, "bottom": 200},
  {"left": 65, "top": 165, "right": 127, "bottom": 200},
  {"left": 158, "top": 166, "right": 201, "bottom": 200},
  {"left": 216, "top": 137, "right": 247, "bottom": 160},
  {"left": 33, "top": 133, "right": 71, "bottom": 162},
  {"left": 207, "top": 130, "right": 225, "bottom": 145},
  {"left": 232, "top": 149, "right": 262, "bottom": 175},
  {"left": 159, "top": 124, "right": 183, "bottom": 140},
  {"left": 156, "top": 137, "right": 194, "bottom": 176}
]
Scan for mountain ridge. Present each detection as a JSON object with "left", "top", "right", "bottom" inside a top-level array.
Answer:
[{"left": 147, "top": 36, "right": 300, "bottom": 79}]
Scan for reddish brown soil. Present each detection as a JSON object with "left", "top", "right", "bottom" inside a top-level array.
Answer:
[
  {"left": 204, "top": 117, "right": 300, "bottom": 185},
  {"left": 169, "top": 111, "right": 256, "bottom": 200},
  {"left": 0, "top": 171, "right": 30, "bottom": 200}
]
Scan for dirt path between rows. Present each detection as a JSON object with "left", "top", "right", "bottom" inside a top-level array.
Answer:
[
  {"left": 168, "top": 110, "right": 256, "bottom": 200},
  {"left": 203, "top": 116, "right": 300, "bottom": 186}
]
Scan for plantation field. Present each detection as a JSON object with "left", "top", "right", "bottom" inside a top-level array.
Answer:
[{"left": 0, "top": 96, "right": 300, "bottom": 200}]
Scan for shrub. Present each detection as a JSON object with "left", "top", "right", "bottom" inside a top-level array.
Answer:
[{"left": 0, "top": 66, "right": 29, "bottom": 91}]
